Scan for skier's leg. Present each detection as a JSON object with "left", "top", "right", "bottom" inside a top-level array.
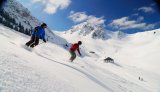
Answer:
[
  {"left": 30, "top": 37, "right": 37, "bottom": 48},
  {"left": 72, "top": 53, "right": 76, "bottom": 61},
  {"left": 25, "top": 36, "right": 34, "bottom": 46},
  {"left": 69, "top": 51, "right": 76, "bottom": 62},
  {"left": 69, "top": 50, "right": 73, "bottom": 61},
  {"left": 34, "top": 37, "right": 39, "bottom": 47}
]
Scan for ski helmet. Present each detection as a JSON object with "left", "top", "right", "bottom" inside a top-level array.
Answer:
[
  {"left": 41, "top": 23, "right": 47, "bottom": 28},
  {"left": 78, "top": 41, "right": 82, "bottom": 45}
]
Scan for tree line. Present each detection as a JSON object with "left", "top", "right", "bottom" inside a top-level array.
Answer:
[{"left": 0, "top": 9, "right": 32, "bottom": 36}]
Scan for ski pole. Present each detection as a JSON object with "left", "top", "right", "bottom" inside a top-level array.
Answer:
[{"left": 46, "top": 36, "right": 50, "bottom": 41}]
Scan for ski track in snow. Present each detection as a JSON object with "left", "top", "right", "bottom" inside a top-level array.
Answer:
[
  {"left": 36, "top": 52, "right": 151, "bottom": 92},
  {"left": 36, "top": 53, "right": 114, "bottom": 92}
]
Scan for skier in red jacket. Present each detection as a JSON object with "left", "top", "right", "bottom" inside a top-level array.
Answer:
[{"left": 69, "top": 41, "right": 82, "bottom": 62}]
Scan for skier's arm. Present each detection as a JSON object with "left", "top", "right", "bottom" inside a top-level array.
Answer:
[
  {"left": 77, "top": 47, "right": 81, "bottom": 56},
  {"left": 42, "top": 32, "right": 46, "bottom": 42}
]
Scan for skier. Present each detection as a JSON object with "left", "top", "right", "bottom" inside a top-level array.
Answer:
[
  {"left": 25, "top": 23, "right": 47, "bottom": 48},
  {"left": 69, "top": 41, "right": 82, "bottom": 62}
]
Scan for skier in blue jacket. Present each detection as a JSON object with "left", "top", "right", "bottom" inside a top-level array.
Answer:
[{"left": 25, "top": 23, "right": 47, "bottom": 48}]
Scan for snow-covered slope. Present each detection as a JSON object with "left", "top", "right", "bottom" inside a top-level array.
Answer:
[
  {"left": 1, "top": 23, "right": 160, "bottom": 92},
  {"left": 58, "top": 26, "right": 160, "bottom": 74},
  {"left": 57, "top": 25, "right": 160, "bottom": 92}
]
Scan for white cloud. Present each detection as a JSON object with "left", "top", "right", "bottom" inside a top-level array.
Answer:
[
  {"left": 69, "top": 11, "right": 105, "bottom": 26},
  {"left": 87, "top": 16, "right": 105, "bottom": 25},
  {"left": 143, "top": 24, "right": 155, "bottom": 30},
  {"left": 31, "top": 0, "right": 71, "bottom": 14},
  {"left": 138, "top": 6, "right": 155, "bottom": 13},
  {"left": 109, "top": 16, "right": 155, "bottom": 30},
  {"left": 137, "top": 16, "right": 144, "bottom": 22},
  {"left": 69, "top": 11, "right": 88, "bottom": 23}
]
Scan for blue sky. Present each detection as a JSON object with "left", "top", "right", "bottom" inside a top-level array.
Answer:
[{"left": 17, "top": 0, "right": 160, "bottom": 33}]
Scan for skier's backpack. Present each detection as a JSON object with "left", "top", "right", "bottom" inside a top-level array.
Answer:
[
  {"left": 32, "top": 26, "right": 40, "bottom": 35},
  {"left": 34, "top": 26, "right": 40, "bottom": 32}
]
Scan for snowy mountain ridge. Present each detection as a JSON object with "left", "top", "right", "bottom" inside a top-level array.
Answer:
[
  {"left": 3, "top": 0, "right": 40, "bottom": 30},
  {"left": 65, "top": 22, "right": 126, "bottom": 40}
]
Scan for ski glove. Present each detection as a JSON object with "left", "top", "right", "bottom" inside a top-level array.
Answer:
[
  {"left": 79, "top": 53, "right": 82, "bottom": 56},
  {"left": 43, "top": 39, "right": 46, "bottom": 43}
]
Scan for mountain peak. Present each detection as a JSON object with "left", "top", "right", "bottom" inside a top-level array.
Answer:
[{"left": 66, "top": 22, "right": 112, "bottom": 40}]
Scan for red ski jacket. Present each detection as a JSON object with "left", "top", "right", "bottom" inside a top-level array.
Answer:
[{"left": 70, "top": 43, "right": 81, "bottom": 55}]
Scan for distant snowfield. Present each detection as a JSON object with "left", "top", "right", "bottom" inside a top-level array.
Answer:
[{"left": 0, "top": 25, "right": 160, "bottom": 92}]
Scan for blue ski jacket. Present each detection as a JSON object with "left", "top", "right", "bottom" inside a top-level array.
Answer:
[{"left": 32, "top": 26, "right": 45, "bottom": 40}]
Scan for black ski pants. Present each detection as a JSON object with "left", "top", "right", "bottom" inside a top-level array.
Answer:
[{"left": 25, "top": 36, "right": 39, "bottom": 48}]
